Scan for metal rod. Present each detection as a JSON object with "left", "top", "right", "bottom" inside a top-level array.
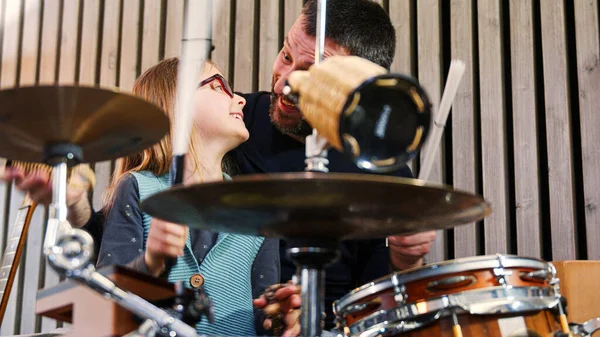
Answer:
[
  {"left": 315, "top": 0, "right": 327, "bottom": 65},
  {"left": 43, "top": 160, "right": 68, "bottom": 253},
  {"left": 298, "top": 267, "right": 324, "bottom": 337}
]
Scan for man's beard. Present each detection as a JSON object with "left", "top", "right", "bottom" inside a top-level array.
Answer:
[{"left": 269, "top": 92, "right": 312, "bottom": 138}]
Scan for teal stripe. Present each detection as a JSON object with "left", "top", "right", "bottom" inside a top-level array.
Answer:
[{"left": 131, "top": 171, "right": 262, "bottom": 336}]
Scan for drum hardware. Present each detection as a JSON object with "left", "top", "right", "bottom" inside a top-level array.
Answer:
[
  {"left": 392, "top": 274, "right": 407, "bottom": 303},
  {"left": 569, "top": 317, "right": 600, "bottom": 336},
  {"left": 0, "top": 85, "right": 209, "bottom": 337},
  {"left": 425, "top": 275, "right": 477, "bottom": 292}
]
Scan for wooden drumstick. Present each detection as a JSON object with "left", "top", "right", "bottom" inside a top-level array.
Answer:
[{"left": 451, "top": 310, "right": 463, "bottom": 337}]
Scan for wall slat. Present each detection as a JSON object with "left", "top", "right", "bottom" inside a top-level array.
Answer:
[
  {"left": 99, "top": 0, "right": 120, "bottom": 88},
  {"left": 211, "top": 1, "right": 231, "bottom": 80},
  {"left": 78, "top": 0, "right": 100, "bottom": 85},
  {"left": 258, "top": 0, "right": 280, "bottom": 92},
  {"left": 119, "top": 0, "right": 140, "bottom": 92},
  {"left": 389, "top": 0, "right": 413, "bottom": 76},
  {"left": 164, "top": 0, "right": 184, "bottom": 60},
  {"left": 140, "top": 0, "right": 161, "bottom": 74},
  {"left": 38, "top": 0, "right": 60, "bottom": 85},
  {"left": 0, "top": 0, "right": 23, "bottom": 89},
  {"left": 417, "top": 0, "right": 445, "bottom": 263},
  {"left": 234, "top": 0, "right": 257, "bottom": 93},
  {"left": 283, "top": 1, "right": 302, "bottom": 39},
  {"left": 478, "top": 0, "right": 509, "bottom": 255},
  {"left": 58, "top": 0, "right": 81, "bottom": 85},
  {"left": 0, "top": 188, "right": 25, "bottom": 335},
  {"left": 573, "top": 0, "right": 600, "bottom": 259},
  {"left": 451, "top": 0, "right": 479, "bottom": 258},
  {"left": 510, "top": 0, "right": 543, "bottom": 258},
  {"left": 19, "top": 0, "right": 41, "bottom": 87},
  {"left": 540, "top": 0, "right": 577, "bottom": 260}
]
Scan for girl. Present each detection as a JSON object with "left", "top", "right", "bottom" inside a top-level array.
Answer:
[{"left": 95, "top": 58, "right": 279, "bottom": 336}]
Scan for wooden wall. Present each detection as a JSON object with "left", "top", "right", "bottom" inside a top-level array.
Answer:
[{"left": 0, "top": 0, "right": 598, "bottom": 334}]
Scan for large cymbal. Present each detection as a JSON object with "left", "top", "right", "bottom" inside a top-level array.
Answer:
[
  {"left": 141, "top": 172, "right": 491, "bottom": 241},
  {"left": 0, "top": 85, "right": 169, "bottom": 163}
]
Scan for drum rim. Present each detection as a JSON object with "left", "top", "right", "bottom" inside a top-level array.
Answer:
[
  {"left": 334, "top": 254, "right": 552, "bottom": 312},
  {"left": 344, "top": 286, "right": 561, "bottom": 336}
]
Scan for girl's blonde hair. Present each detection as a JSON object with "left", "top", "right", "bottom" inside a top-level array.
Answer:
[{"left": 103, "top": 57, "right": 216, "bottom": 208}]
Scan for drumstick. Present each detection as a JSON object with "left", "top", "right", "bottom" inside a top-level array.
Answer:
[{"left": 418, "top": 60, "right": 466, "bottom": 181}]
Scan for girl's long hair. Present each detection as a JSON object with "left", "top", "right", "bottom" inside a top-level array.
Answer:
[{"left": 103, "top": 57, "right": 210, "bottom": 209}]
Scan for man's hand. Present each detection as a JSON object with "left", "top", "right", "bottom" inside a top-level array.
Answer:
[
  {"left": 387, "top": 231, "right": 436, "bottom": 270},
  {"left": 253, "top": 283, "right": 302, "bottom": 337},
  {"left": 144, "top": 219, "right": 187, "bottom": 276}
]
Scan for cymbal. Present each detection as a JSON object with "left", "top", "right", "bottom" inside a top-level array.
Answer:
[
  {"left": 141, "top": 172, "right": 491, "bottom": 241},
  {"left": 0, "top": 85, "right": 169, "bottom": 163}
]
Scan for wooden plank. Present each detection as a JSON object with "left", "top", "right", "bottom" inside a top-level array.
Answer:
[
  {"left": 539, "top": 0, "right": 577, "bottom": 260},
  {"left": 41, "top": 260, "right": 60, "bottom": 332},
  {"left": 78, "top": 0, "right": 101, "bottom": 85},
  {"left": 416, "top": 0, "right": 445, "bottom": 263},
  {"left": 119, "top": 0, "right": 140, "bottom": 92},
  {"left": 234, "top": 0, "right": 257, "bottom": 93},
  {"left": 450, "top": 0, "right": 478, "bottom": 258},
  {"left": 0, "top": 177, "right": 9, "bottom": 327},
  {"left": 19, "top": 206, "right": 45, "bottom": 334},
  {"left": 283, "top": 0, "right": 303, "bottom": 38},
  {"left": 573, "top": 0, "right": 600, "bottom": 259},
  {"left": 140, "top": 0, "right": 161, "bottom": 73},
  {"left": 0, "top": 0, "right": 23, "bottom": 89},
  {"left": 99, "top": 0, "right": 121, "bottom": 88},
  {"left": 38, "top": 0, "right": 61, "bottom": 85},
  {"left": 93, "top": 162, "right": 112, "bottom": 212},
  {"left": 211, "top": 1, "right": 232, "bottom": 80},
  {"left": 389, "top": 0, "right": 413, "bottom": 75},
  {"left": 19, "top": 0, "right": 41, "bottom": 86},
  {"left": 164, "top": 0, "right": 184, "bottom": 59},
  {"left": 58, "top": 0, "right": 81, "bottom": 85},
  {"left": 509, "top": 0, "right": 542, "bottom": 258},
  {"left": 258, "top": 0, "right": 280, "bottom": 91},
  {"left": 477, "top": 0, "right": 509, "bottom": 255},
  {"left": 0, "top": 187, "right": 25, "bottom": 335}
]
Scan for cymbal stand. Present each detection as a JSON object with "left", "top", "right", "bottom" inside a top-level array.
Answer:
[{"left": 41, "top": 144, "right": 202, "bottom": 337}]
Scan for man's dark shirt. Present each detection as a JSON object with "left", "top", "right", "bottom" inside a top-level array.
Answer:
[{"left": 231, "top": 92, "right": 414, "bottom": 329}]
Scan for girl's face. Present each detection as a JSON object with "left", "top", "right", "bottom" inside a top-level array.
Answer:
[{"left": 193, "top": 65, "right": 249, "bottom": 150}]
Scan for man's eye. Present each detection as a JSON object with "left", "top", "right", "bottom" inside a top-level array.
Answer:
[{"left": 283, "top": 51, "right": 292, "bottom": 62}]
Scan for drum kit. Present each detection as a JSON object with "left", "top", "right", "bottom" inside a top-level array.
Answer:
[{"left": 0, "top": 1, "right": 599, "bottom": 337}]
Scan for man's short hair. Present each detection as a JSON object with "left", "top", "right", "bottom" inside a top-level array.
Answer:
[{"left": 302, "top": 0, "right": 396, "bottom": 70}]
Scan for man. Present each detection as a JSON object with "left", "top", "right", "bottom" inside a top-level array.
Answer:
[{"left": 233, "top": 0, "right": 436, "bottom": 332}]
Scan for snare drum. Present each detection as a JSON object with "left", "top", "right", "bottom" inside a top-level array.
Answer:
[{"left": 334, "top": 255, "right": 567, "bottom": 337}]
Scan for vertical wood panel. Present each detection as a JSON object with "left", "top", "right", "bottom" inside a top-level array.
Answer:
[
  {"left": 451, "top": 0, "right": 479, "bottom": 258},
  {"left": 510, "top": 0, "right": 542, "bottom": 258},
  {"left": 478, "top": 0, "right": 509, "bottom": 255},
  {"left": 19, "top": 206, "right": 45, "bottom": 334},
  {"left": 284, "top": 1, "right": 303, "bottom": 38},
  {"left": 0, "top": 0, "right": 23, "bottom": 89},
  {"left": 58, "top": 0, "right": 81, "bottom": 85},
  {"left": 540, "top": 0, "right": 577, "bottom": 260},
  {"left": 164, "top": 0, "right": 184, "bottom": 59},
  {"left": 234, "top": 0, "right": 257, "bottom": 93},
  {"left": 0, "top": 188, "right": 25, "bottom": 335},
  {"left": 19, "top": 0, "right": 41, "bottom": 86},
  {"left": 573, "top": 0, "right": 600, "bottom": 259},
  {"left": 78, "top": 0, "right": 100, "bottom": 85},
  {"left": 211, "top": 0, "right": 232, "bottom": 80},
  {"left": 38, "top": 0, "right": 60, "bottom": 85},
  {"left": 417, "top": 0, "right": 445, "bottom": 263},
  {"left": 258, "top": 0, "right": 280, "bottom": 92},
  {"left": 389, "top": 0, "right": 413, "bottom": 76},
  {"left": 99, "top": 0, "right": 121, "bottom": 88},
  {"left": 140, "top": 0, "right": 161, "bottom": 73},
  {"left": 119, "top": 0, "right": 140, "bottom": 92}
]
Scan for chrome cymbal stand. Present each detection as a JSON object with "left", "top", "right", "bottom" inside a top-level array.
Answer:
[{"left": 41, "top": 144, "right": 202, "bottom": 337}]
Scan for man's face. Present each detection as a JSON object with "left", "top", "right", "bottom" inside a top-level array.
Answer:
[{"left": 270, "top": 15, "right": 349, "bottom": 137}]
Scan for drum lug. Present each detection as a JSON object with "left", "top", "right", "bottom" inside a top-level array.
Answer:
[
  {"left": 392, "top": 273, "right": 407, "bottom": 303},
  {"left": 493, "top": 267, "right": 513, "bottom": 286}
]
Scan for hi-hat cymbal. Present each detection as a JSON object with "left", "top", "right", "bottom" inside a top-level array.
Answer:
[
  {"left": 141, "top": 172, "right": 491, "bottom": 241},
  {"left": 0, "top": 85, "right": 169, "bottom": 163}
]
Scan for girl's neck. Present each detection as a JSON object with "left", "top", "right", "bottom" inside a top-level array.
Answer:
[{"left": 182, "top": 143, "right": 226, "bottom": 184}]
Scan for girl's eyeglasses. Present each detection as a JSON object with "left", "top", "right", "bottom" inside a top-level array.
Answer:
[{"left": 198, "top": 74, "right": 234, "bottom": 98}]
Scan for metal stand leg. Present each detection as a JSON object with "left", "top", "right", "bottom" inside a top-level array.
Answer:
[{"left": 287, "top": 245, "right": 340, "bottom": 337}]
